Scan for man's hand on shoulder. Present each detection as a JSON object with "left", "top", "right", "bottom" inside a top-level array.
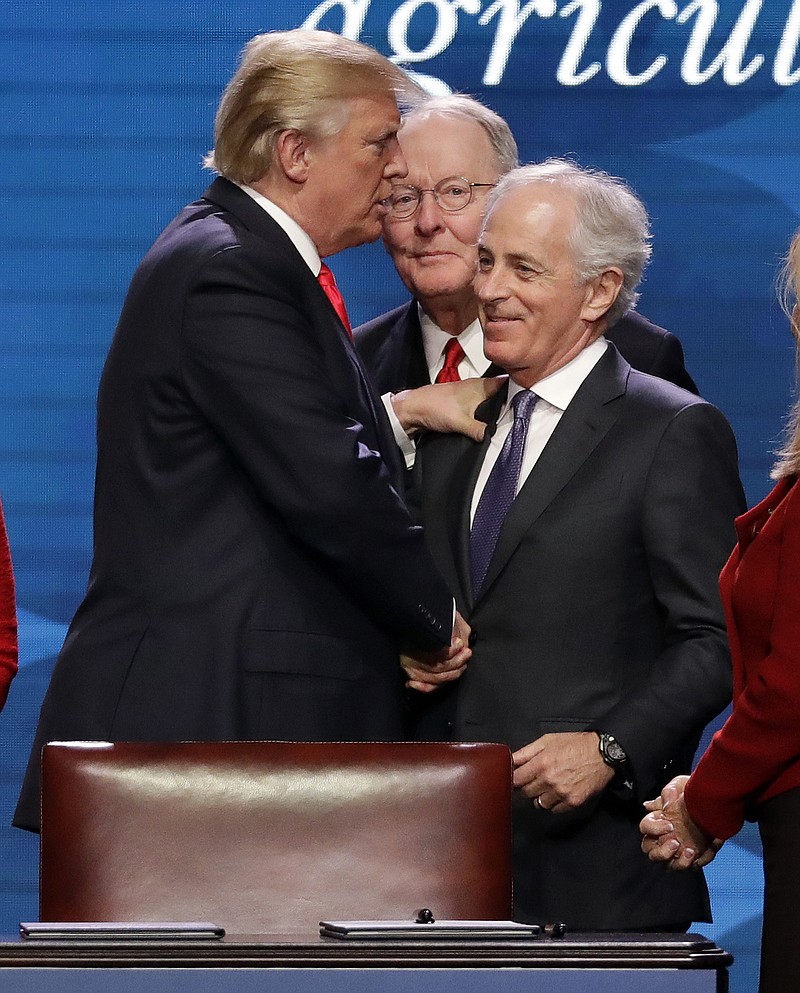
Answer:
[
  {"left": 401, "top": 611, "right": 471, "bottom": 693},
  {"left": 391, "top": 376, "right": 507, "bottom": 443}
]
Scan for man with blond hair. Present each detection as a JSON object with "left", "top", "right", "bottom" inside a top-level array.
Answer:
[{"left": 15, "top": 30, "right": 488, "bottom": 831}]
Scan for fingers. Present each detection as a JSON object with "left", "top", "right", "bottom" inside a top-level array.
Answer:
[
  {"left": 405, "top": 679, "right": 439, "bottom": 694},
  {"left": 667, "top": 846, "right": 698, "bottom": 871},
  {"left": 639, "top": 811, "right": 675, "bottom": 838},
  {"left": 443, "top": 639, "right": 471, "bottom": 667},
  {"left": 403, "top": 662, "right": 467, "bottom": 685},
  {"left": 482, "top": 374, "right": 509, "bottom": 397},
  {"left": 466, "top": 377, "right": 509, "bottom": 439},
  {"left": 641, "top": 836, "right": 681, "bottom": 861},
  {"left": 452, "top": 612, "right": 471, "bottom": 644},
  {"left": 693, "top": 839, "right": 723, "bottom": 869}
]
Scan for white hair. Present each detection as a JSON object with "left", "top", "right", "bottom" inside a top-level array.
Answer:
[
  {"left": 486, "top": 158, "right": 652, "bottom": 326},
  {"left": 402, "top": 94, "right": 519, "bottom": 176}
]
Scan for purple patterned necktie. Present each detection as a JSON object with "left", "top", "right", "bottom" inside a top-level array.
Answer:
[{"left": 470, "top": 389, "right": 538, "bottom": 597}]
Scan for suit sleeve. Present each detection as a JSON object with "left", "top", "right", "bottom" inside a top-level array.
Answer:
[
  {"left": 179, "top": 244, "right": 452, "bottom": 652},
  {"left": 685, "top": 485, "right": 800, "bottom": 839},
  {"left": 599, "top": 402, "right": 744, "bottom": 800},
  {"left": 0, "top": 500, "right": 18, "bottom": 710}
]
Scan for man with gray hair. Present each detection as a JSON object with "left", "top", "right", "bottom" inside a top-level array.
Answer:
[
  {"left": 412, "top": 159, "right": 745, "bottom": 929},
  {"left": 355, "top": 94, "right": 698, "bottom": 397},
  {"left": 14, "top": 29, "right": 489, "bottom": 832}
]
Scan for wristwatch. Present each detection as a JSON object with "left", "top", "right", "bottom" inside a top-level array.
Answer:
[{"left": 597, "top": 732, "right": 628, "bottom": 770}]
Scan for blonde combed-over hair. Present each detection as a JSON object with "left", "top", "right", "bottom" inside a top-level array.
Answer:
[{"left": 204, "top": 30, "right": 420, "bottom": 185}]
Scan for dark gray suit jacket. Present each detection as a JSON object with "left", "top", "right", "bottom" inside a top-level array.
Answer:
[
  {"left": 354, "top": 301, "right": 700, "bottom": 395},
  {"left": 413, "top": 345, "right": 744, "bottom": 928}
]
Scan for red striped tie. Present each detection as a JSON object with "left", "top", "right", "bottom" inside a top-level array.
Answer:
[{"left": 317, "top": 263, "right": 352, "bottom": 338}]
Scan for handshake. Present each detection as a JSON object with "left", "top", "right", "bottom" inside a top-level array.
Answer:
[
  {"left": 639, "top": 775, "right": 723, "bottom": 870},
  {"left": 401, "top": 611, "right": 472, "bottom": 694}
]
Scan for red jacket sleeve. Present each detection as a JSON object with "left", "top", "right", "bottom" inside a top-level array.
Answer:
[
  {"left": 686, "top": 480, "right": 800, "bottom": 839},
  {"left": 0, "top": 501, "right": 18, "bottom": 710}
]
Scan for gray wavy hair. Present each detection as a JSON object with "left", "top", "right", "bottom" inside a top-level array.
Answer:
[{"left": 485, "top": 158, "right": 652, "bottom": 327}]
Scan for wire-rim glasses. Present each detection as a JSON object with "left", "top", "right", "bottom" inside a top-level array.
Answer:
[{"left": 384, "top": 176, "right": 496, "bottom": 219}]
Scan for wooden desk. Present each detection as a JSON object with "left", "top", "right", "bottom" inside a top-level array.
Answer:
[{"left": 0, "top": 931, "right": 731, "bottom": 992}]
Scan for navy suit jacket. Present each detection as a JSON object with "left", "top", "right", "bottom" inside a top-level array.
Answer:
[
  {"left": 413, "top": 346, "right": 744, "bottom": 928},
  {"left": 14, "top": 178, "right": 453, "bottom": 831},
  {"left": 354, "top": 301, "right": 700, "bottom": 395}
]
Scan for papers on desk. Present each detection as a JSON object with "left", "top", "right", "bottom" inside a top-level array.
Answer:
[
  {"left": 20, "top": 922, "right": 226, "bottom": 941},
  {"left": 319, "top": 920, "right": 541, "bottom": 940}
]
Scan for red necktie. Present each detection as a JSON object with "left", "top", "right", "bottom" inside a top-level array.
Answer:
[
  {"left": 317, "top": 263, "right": 352, "bottom": 338},
  {"left": 435, "top": 337, "right": 466, "bottom": 383}
]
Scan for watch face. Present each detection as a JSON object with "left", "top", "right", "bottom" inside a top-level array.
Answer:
[
  {"left": 606, "top": 740, "right": 626, "bottom": 762},
  {"left": 600, "top": 734, "right": 627, "bottom": 766}
]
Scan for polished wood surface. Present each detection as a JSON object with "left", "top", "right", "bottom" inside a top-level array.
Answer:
[{"left": 0, "top": 932, "right": 732, "bottom": 971}]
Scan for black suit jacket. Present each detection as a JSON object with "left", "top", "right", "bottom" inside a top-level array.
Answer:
[
  {"left": 354, "top": 301, "right": 700, "bottom": 395},
  {"left": 14, "top": 178, "right": 453, "bottom": 831},
  {"left": 413, "top": 345, "right": 744, "bottom": 928}
]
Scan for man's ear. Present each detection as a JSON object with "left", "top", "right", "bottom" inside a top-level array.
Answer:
[
  {"left": 274, "top": 129, "right": 311, "bottom": 185},
  {"left": 581, "top": 267, "right": 624, "bottom": 323}
]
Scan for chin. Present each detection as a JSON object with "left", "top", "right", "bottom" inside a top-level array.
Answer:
[
  {"left": 410, "top": 273, "right": 470, "bottom": 299},
  {"left": 354, "top": 223, "right": 383, "bottom": 248},
  {"left": 483, "top": 344, "right": 516, "bottom": 369}
]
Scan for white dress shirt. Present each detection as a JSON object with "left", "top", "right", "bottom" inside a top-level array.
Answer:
[
  {"left": 470, "top": 338, "right": 608, "bottom": 523},
  {"left": 240, "top": 185, "right": 321, "bottom": 275},
  {"left": 420, "top": 308, "right": 488, "bottom": 382},
  {"left": 386, "top": 311, "right": 495, "bottom": 466}
]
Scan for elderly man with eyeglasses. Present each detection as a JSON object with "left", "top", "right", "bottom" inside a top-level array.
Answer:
[{"left": 355, "top": 95, "right": 699, "bottom": 397}]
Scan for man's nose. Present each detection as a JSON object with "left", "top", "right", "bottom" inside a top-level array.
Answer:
[
  {"left": 476, "top": 266, "right": 506, "bottom": 301},
  {"left": 414, "top": 191, "right": 446, "bottom": 234},
  {"left": 385, "top": 139, "right": 408, "bottom": 181}
]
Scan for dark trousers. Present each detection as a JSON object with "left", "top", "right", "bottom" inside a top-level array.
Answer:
[{"left": 758, "top": 786, "right": 800, "bottom": 993}]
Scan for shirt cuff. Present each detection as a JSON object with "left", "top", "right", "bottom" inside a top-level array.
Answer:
[{"left": 382, "top": 393, "right": 417, "bottom": 469}]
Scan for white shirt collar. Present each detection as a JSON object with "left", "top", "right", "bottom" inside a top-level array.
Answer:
[
  {"left": 417, "top": 306, "right": 487, "bottom": 377},
  {"left": 506, "top": 337, "right": 608, "bottom": 411},
  {"left": 239, "top": 185, "right": 321, "bottom": 276}
]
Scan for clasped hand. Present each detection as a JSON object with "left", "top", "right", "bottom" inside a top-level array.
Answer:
[
  {"left": 401, "top": 611, "right": 471, "bottom": 693},
  {"left": 639, "top": 775, "right": 723, "bottom": 869}
]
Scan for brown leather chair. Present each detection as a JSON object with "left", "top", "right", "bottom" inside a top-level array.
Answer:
[{"left": 39, "top": 740, "right": 513, "bottom": 933}]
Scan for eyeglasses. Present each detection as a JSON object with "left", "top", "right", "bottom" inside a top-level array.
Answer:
[{"left": 383, "top": 176, "right": 496, "bottom": 219}]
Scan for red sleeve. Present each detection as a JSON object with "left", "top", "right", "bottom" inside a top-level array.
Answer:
[
  {"left": 686, "top": 482, "right": 800, "bottom": 840},
  {"left": 0, "top": 501, "right": 18, "bottom": 710}
]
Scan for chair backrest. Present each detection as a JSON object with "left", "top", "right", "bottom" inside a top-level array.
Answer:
[{"left": 40, "top": 740, "right": 513, "bottom": 933}]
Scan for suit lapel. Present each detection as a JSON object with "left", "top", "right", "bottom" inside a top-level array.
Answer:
[
  {"left": 420, "top": 386, "right": 506, "bottom": 612},
  {"left": 399, "top": 307, "right": 431, "bottom": 388},
  {"left": 475, "top": 347, "right": 629, "bottom": 603},
  {"left": 202, "top": 178, "right": 405, "bottom": 490}
]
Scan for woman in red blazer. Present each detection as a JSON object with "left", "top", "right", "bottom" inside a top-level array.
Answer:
[
  {"left": 0, "top": 498, "right": 18, "bottom": 709},
  {"left": 640, "top": 230, "right": 800, "bottom": 993}
]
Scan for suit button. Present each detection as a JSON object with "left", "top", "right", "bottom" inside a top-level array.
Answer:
[{"left": 468, "top": 630, "right": 478, "bottom": 647}]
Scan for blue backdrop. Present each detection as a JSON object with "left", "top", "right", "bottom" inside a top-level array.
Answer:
[{"left": 3, "top": 2, "right": 798, "bottom": 989}]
